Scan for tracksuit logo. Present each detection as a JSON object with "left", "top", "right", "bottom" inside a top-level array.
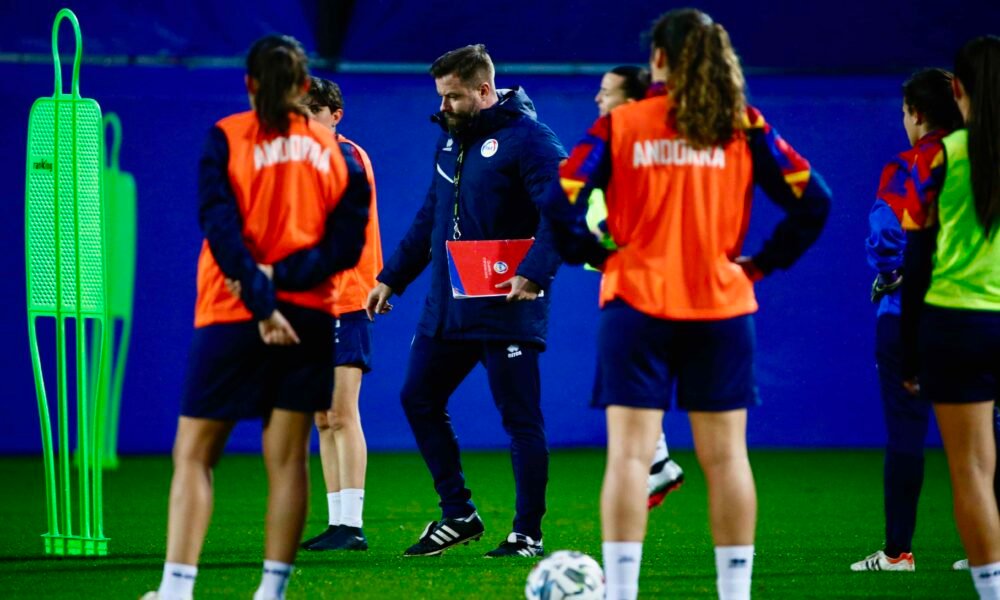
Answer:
[{"left": 507, "top": 345, "right": 522, "bottom": 359}]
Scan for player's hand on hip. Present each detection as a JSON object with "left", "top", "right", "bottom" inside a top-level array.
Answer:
[
  {"left": 225, "top": 278, "right": 242, "bottom": 297},
  {"left": 497, "top": 275, "right": 540, "bottom": 302},
  {"left": 735, "top": 256, "right": 764, "bottom": 282},
  {"left": 365, "top": 283, "right": 394, "bottom": 321},
  {"left": 258, "top": 310, "right": 301, "bottom": 346}
]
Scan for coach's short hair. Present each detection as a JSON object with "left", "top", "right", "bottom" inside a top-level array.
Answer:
[{"left": 430, "top": 44, "right": 495, "bottom": 86}]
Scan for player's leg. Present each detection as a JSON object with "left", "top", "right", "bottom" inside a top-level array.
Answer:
[
  {"left": 852, "top": 313, "right": 927, "bottom": 572},
  {"left": 604, "top": 408, "right": 662, "bottom": 539},
  {"left": 257, "top": 408, "right": 313, "bottom": 599},
  {"left": 152, "top": 319, "right": 265, "bottom": 600},
  {"left": 308, "top": 365, "right": 368, "bottom": 550},
  {"left": 401, "top": 334, "right": 483, "bottom": 556},
  {"left": 921, "top": 306, "right": 1000, "bottom": 597},
  {"left": 689, "top": 409, "right": 756, "bottom": 600},
  {"left": 677, "top": 315, "right": 759, "bottom": 600},
  {"left": 936, "top": 401, "right": 1000, "bottom": 598},
  {"left": 154, "top": 417, "right": 235, "bottom": 600},
  {"left": 592, "top": 300, "right": 673, "bottom": 600},
  {"left": 482, "top": 342, "right": 547, "bottom": 557},
  {"left": 300, "top": 409, "right": 341, "bottom": 549},
  {"left": 253, "top": 302, "right": 336, "bottom": 599}
]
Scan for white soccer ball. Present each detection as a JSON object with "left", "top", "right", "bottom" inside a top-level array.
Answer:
[{"left": 525, "top": 550, "right": 605, "bottom": 600}]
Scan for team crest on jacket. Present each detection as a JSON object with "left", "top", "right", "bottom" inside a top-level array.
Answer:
[{"left": 481, "top": 139, "right": 499, "bottom": 158}]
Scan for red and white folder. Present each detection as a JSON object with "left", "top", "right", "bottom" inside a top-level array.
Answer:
[{"left": 445, "top": 239, "right": 534, "bottom": 298}]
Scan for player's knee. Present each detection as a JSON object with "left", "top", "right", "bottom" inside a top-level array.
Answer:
[
  {"left": 697, "top": 445, "right": 748, "bottom": 474},
  {"left": 327, "top": 406, "right": 356, "bottom": 431},
  {"left": 315, "top": 410, "right": 331, "bottom": 430}
]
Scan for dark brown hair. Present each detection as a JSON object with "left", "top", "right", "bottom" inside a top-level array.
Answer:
[
  {"left": 954, "top": 36, "right": 1000, "bottom": 236},
  {"left": 429, "top": 44, "right": 494, "bottom": 87},
  {"left": 306, "top": 76, "right": 344, "bottom": 112},
  {"left": 608, "top": 65, "right": 651, "bottom": 101},
  {"left": 246, "top": 35, "right": 309, "bottom": 134},
  {"left": 902, "top": 68, "right": 963, "bottom": 132},
  {"left": 649, "top": 8, "right": 746, "bottom": 148}
]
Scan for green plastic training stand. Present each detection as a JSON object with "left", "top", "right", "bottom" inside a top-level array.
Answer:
[
  {"left": 87, "top": 113, "right": 136, "bottom": 471},
  {"left": 25, "top": 8, "right": 110, "bottom": 557}
]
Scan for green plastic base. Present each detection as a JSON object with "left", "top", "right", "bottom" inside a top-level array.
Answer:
[{"left": 42, "top": 533, "right": 109, "bottom": 557}]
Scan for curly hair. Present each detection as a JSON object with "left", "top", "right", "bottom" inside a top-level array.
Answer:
[{"left": 649, "top": 9, "right": 746, "bottom": 149}]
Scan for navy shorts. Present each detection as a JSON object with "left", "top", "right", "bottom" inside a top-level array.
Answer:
[
  {"left": 920, "top": 305, "right": 1000, "bottom": 404},
  {"left": 335, "top": 310, "right": 373, "bottom": 372},
  {"left": 593, "top": 300, "right": 760, "bottom": 412},
  {"left": 180, "top": 302, "right": 336, "bottom": 420}
]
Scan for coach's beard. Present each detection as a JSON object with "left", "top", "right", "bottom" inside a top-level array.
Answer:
[{"left": 444, "top": 110, "right": 478, "bottom": 135}]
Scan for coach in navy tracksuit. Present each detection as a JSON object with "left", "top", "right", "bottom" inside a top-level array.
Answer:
[{"left": 366, "top": 44, "right": 564, "bottom": 558}]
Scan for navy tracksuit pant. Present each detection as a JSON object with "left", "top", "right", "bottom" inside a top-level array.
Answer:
[
  {"left": 400, "top": 334, "right": 548, "bottom": 540},
  {"left": 876, "top": 314, "right": 1000, "bottom": 556},
  {"left": 877, "top": 314, "right": 930, "bottom": 556}
]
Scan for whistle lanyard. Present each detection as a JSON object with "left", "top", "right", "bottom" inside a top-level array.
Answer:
[{"left": 452, "top": 145, "right": 465, "bottom": 240}]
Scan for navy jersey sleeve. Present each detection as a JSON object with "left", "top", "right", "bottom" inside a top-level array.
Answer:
[
  {"left": 542, "top": 115, "right": 614, "bottom": 267},
  {"left": 198, "top": 126, "right": 276, "bottom": 320},
  {"left": 745, "top": 111, "right": 831, "bottom": 274},
  {"left": 270, "top": 142, "right": 371, "bottom": 290}
]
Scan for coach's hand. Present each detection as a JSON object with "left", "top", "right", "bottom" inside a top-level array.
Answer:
[
  {"left": 259, "top": 310, "right": 300, "bottom": 346},
  {"left": 497, "top": 275, "right": 540, "bottom": 302},
  {"left": 365, "top": 283, "right": 394, "bottom": 321}
]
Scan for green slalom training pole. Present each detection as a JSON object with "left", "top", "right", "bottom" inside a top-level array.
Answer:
[
  {"left": 25, "top": 8, "right": 110, "bottom": 557},
  {"left": 85, "top": 113, "right": 136, "bottom": 471}
]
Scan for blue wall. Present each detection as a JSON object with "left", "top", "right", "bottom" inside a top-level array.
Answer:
[
  {"left": 0, "top": 61, "right": 938, "bottom": 454},
  {"left": 2, "top": 0, "right": 981, "bottom": 454},
  {"left": 4, "top": 1, "right": 996, "bottom": 71}
]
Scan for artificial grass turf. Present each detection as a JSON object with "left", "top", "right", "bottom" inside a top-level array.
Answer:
[{"left": 0, "top": 449, "right": 976, "bottom": 598}]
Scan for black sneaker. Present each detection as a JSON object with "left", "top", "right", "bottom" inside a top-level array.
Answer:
[
  {"left": 403, "top": 512, "right": 484, "bottom": 556},
  {"left": 306, "top": 525, "right": 368, "bottom": 551},
  {"left": 485, "top": 532, "right": 544, "bottom": 558},
  {"left": 301, "top": 525, "right": 341, "bottom": 549}
]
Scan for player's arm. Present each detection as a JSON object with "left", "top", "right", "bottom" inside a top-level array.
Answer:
[
  {"left": 270, "top": 143, "right": 371, "bottom": 290},
  {"left": 514, "top": 123, "right": 566, "bottom": 292},
  {"left": 866, "top": 157, "right": 912, "bottom": 302},
  {"left": 744, "top": 109, "right": 831, "bottom": 277},
  {"left": 540, "top": 115, "right": 614, "bottom": 267},
  {"left": 900, "top": 144, "right": 946, "bottom": 380},
  {"left": 198, "top": 126, "right": 276, "bottom": 320}
]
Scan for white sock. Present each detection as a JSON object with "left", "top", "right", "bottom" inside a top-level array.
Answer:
[
  {"left": 157, "top": 562, "right": 197, "bottom": 600},
  {"left": 340, "top": 488, "right": 365, "bottom": 528},
  {"left": 253, "top": 560, "right": 293, "bottom": 600},
  {"left": 653, "top": 432, "right": 669, "bottom": 464},
  {"left": 972, "top": 563, "right": 1000, "bottom": 599},
  {"left": 327, "top": 491, "right": 342, "bottom": 526},
  {"left": 715, "top": 545, "right": 754, "bottom": 600},
  {"left": 603, "top": 542, "right": 642, "bottom": 600}
]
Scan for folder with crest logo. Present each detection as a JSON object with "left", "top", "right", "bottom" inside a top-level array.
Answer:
[{"left": 445, "top": 239, "right": 534, "bottom": 298}]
